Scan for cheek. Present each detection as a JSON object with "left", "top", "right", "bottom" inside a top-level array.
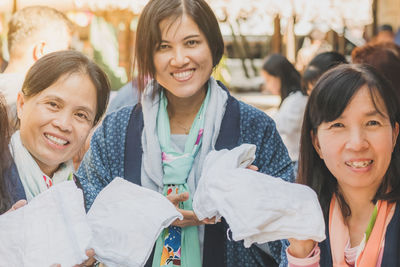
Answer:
[{"left": 317, "top": 133, "right": 342, "bottom": 160}]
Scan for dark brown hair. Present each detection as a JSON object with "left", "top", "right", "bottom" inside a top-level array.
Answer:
[
  {"left": 134, "top": 0, "right": 224, "bottom": 92},
  {"left": 262, "top": 53, "right": 302, "bottom": 103},
  {"left": 22, "top": 50, "right": 110, "bottom": 125},
  {"left": 298, "top": 64, "right": 400, "bottom": 218},
  {"left": 0, "top": 94, "right": 12, "bottom": 214}
]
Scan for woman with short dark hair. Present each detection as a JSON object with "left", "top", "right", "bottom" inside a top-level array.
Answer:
[
  {"left": 7, "top": 50, "right": 110, "bottom": 203},
  {"left": 76, "top": 0, "right": 294, "bottom": 266}
]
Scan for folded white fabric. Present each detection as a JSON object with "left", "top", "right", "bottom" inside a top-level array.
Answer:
[
  {"left": 0, "top": 181, "right": 91, "bottom": 267},
  {"left": 87, "top": 177, "right": 183, "bottom": 267},
  {"left": 193, "top": 144, "right": 325, "bottom": 248}
]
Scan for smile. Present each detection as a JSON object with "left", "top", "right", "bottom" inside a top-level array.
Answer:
[
  {"left": 171, "top": 69, "right": 194, "bottom": 81},
  {"left": 45, "top": 133, "right": 69, "bottom": 146},
  {"left": 345, "top": 160, "right": 373, "bottom": 168}
]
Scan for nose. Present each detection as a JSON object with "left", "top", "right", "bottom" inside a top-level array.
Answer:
[
  {"left": 52, "top": 111, "right": 73, "bottom": 132},
  {"left": 345, "top": 128, "right": 369, "bottom": 151},
  {"left": 170, "top": 47, "right": 190, "bottom": 67}
]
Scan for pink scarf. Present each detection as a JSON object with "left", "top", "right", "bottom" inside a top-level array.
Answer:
[{"left": 329, "top": 195, "right": 395, "bottom": 267}]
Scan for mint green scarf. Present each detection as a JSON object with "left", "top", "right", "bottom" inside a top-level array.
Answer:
[{"left": 152, "top": 87, "right": 210, "bottom": 267}]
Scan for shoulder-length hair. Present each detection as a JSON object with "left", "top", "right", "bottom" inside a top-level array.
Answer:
[
  {"left": 297, "top": 64, "right": 400, "bottom": 218},
  {"left": 262, "top": 53, "right": 302, "bottom": 102},
  {"left": 134, "top": 0, "right": 224, "bottom": 93},
  {"left": 0, "top": 94, "right": 12, "bottom": 214},
  {"left": 22, "top": 50, "right": 110, "bottom": 125}
]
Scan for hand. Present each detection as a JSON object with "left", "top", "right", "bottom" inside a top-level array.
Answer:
[
  {"left": 167, "top": 192, "right": 218, "bottom": 227},
  {"left": 287, "top": 238, "right": 316, "bottom": 258},
  {"left": 247, "top": 165, "right": 259, "bottom": 171},
  {"left": 6, "top": 200, "right": 27, "bottom": 213},
  {"left": 50, "top": 264, "right": 61, "bottom": 267},
  {"left": 73, "top": 249, "right": 97, "bottom": 267}
]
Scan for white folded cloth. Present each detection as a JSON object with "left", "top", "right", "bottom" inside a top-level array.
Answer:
[
  {"left": 193, "top": 144, "right": 325, "bottom": 248},
  {"left": 0, "top": 181, "right": 91, "bottom": 267},
  {"left": 87, "top": 177, "right": 183, "bottom": 267}
]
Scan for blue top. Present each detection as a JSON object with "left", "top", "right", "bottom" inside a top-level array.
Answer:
[
  {"left": 2, "top": 159, "right": 26, "bottom": 214},
  {"left": 76, "top": 82, "right": 294, "bottom": 267}
]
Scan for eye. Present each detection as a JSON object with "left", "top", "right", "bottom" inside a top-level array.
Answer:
[
  {"left": 75, "top": 112, "right": 89, "bottom": 121},
  {"left": 329, "top": 122, "right": 344, "bottom": 129},
  {"left": 186, "top": 39, "right": 199, "bottom": 47},
  {"left": 47, "top": 101, "right": 59, "bottom": 109},
  {"left": 366, "top": 120, "right": 381, "bottom": 126},
  {"left": 158, "top": 43, "right": 170, "bottom": 50}
]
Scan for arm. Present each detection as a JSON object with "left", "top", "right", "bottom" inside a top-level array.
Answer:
[
  {"left": 75, "top": 107, "right": 131, "bottom": 211},
  {"left": 239, "top": 102, "right": 295, "bottom": 265},
  {"left": 287, "top": 239, "right": 319, "bottom": 267}
]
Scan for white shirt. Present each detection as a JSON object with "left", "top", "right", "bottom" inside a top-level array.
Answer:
[{"left": 273, "top": 91, "right": 308, "bottom": 161}]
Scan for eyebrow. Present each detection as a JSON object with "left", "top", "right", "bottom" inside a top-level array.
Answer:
[
  {"left": 161, "top": 34, "right": 201, "bottom": 43},
  {"left": 338, "top": 109, "right": 388, "bottom": 119}
]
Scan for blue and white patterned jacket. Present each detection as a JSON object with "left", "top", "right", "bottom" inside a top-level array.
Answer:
[{"left": 76, "top": 82, "right": 294, "bottom": 267}]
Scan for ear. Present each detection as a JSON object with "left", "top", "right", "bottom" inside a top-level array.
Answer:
[
  {"left": 392, "top": 122, "right": 399, "bottom": 151},
  {"left": 311, "top": 130, "right": 323, "bottom": 159},
  {"left": 32, "top": 41, "right": 46, "bottom": 61},
  {"left": 16, "top": 91, "right": 26, "bottom": 120}
]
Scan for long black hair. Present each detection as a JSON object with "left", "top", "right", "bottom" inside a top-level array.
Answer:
[
  {"left": 297, "top": 64, "right": 400, "bottom": 218},
  {"left": 262, "top": 53, "right": 302, "bottom": 103}
]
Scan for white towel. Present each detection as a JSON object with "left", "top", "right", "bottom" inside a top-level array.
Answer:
[
  {"left": 0, "top": 181, "right": 91, "bottom": 267},
  {"left": 193, "top": 144, "right": 325, "bottom": 248},
  {"left": 87, "top": 177, "right": 183, "bottom": 267}
]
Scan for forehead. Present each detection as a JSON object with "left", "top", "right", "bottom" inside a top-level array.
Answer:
[
  {"left": 344, "top": 85, "right": 388, "bottom": 115},
  {"left": 159, "top": 14, "right": 202, "bottom": 39}
]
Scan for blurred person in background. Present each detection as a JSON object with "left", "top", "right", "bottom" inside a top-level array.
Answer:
[
  {"left": 261, "top": 54, "right": 307, "bottom": 163},
  {"left": 295, "top": 28, "right": 332, "bottom": 72},
  {"left": 370, "top": 24, "right": 395, "bottom": 45},
  {"left": 0, "top": 6, "right": 72, "bottom": 120},
  {"left": 302, "top": 51, "right": 347, "bottom": 95},
  {"left": 0, "top": 38, "right": 7, "bottom": 72},
  {"left": 352, "top": 42, "right": 400, "bottom": 95}
]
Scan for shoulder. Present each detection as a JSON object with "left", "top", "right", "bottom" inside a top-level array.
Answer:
[
  {"left": 281, "top": 91, "right": 308, "bottom": 107},
  {"left": 276, "top": 91, "right": 308, "bottom": 121},
  {"left": 238, "top": 100, "right": 276, "bottom": 131},
  {"left": 89, "top": 105, "right": 136, "bottom": 158},
  {"left": 96, "top": 105, "right": 136, "bottom": 139}
]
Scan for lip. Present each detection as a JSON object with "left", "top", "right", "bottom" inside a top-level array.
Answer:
[
  {"left": 345, "top": 158, "right": 373, "bottom": 172},
  {"left": 43, "top": 132, "right": 70, "bottom": 149},
  {"left": 170, "top": 68, "right": 195, "bottom": 82}
]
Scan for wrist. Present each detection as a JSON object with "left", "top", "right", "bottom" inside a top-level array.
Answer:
[{"left": 288, "top": 240, "right": 316, "bottom": 258}]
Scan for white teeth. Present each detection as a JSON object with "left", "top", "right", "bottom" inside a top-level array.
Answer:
[
  {"left": 346, "top": 160, "right": 372, "bottom": 168},
  {"left": 45, "top": 134, "right": 68, "bottom": 146},
  {"left": 173, "top": 70, "right": 193, "bottom": 79}
]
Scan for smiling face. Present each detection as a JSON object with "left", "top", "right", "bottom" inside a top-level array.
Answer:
[
  {"left": 17, "top": 72, "right": 97, "bottom": 176},
  {"left": 312, "top": 85, "right": 399, "bottom": 195},
  {"left": 153, "top": 14, "right": 213, "bottom": 100}
]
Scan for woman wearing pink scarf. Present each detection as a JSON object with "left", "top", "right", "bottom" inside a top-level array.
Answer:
[{"left": 287, "top": 64, "right": 400, "bottom": 267}]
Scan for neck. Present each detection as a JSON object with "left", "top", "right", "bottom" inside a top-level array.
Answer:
[
  {"left": 4, "top": 58, "right": 33, "bottom": 75},
  {"left": 340, "top": 186, "right": 377, "bottom": 220},
  {"left": 165, "top": 87, "right": 207, "bottom": 121}
]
